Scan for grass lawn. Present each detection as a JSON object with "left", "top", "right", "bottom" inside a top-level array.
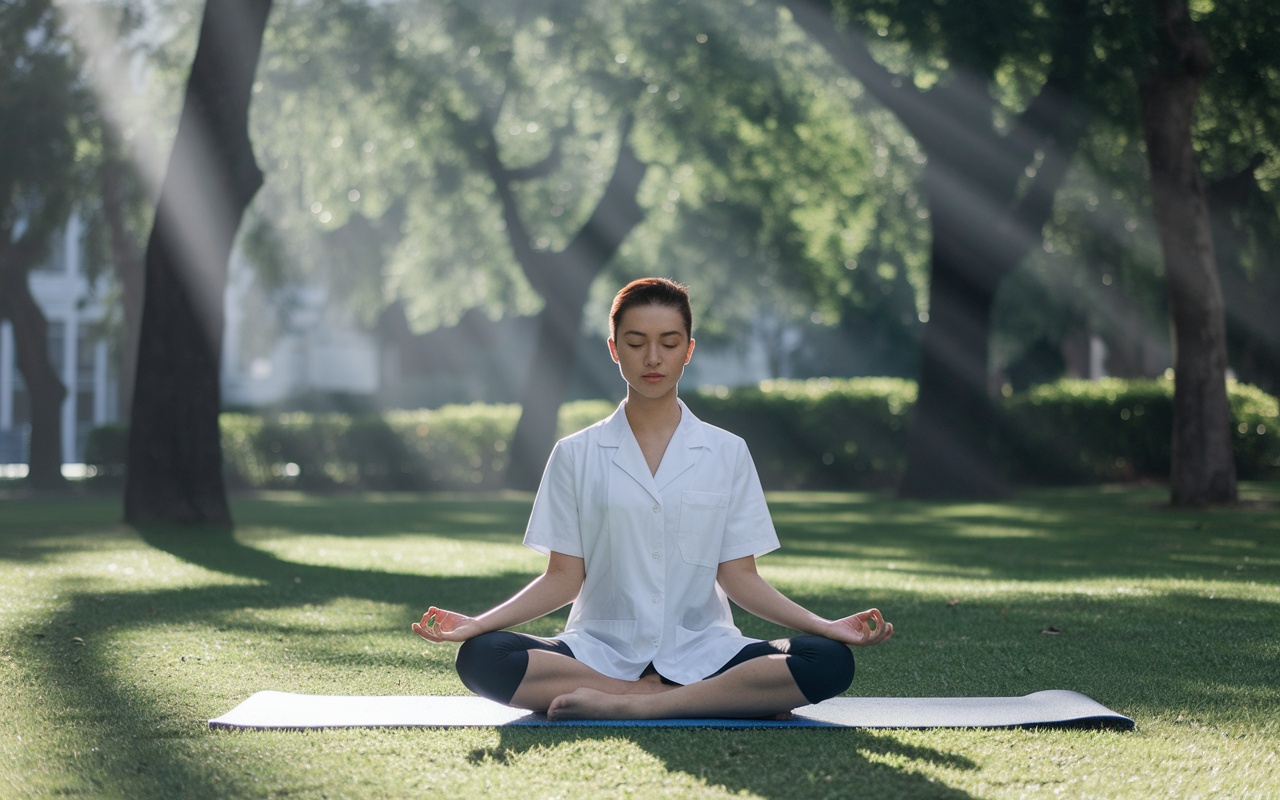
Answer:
[{"left": 2, "top": 484, "right": 1278, "bottom": 799}]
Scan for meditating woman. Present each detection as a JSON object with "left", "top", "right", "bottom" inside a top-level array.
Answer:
[{"left": 413, "top": 277, "right": 893, "bottom": 721}]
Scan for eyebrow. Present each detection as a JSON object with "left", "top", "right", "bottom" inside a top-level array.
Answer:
[{"left": 623, "top": 330, "right": 684, "bottom": 338}]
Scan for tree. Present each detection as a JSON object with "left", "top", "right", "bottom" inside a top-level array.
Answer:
[
  {"left": 124, "top": 0, "right": 274, "bottom": 525},
  {"left": 1211, "top": 158, "right": 1280, "bottom": 398},
  {"left": 0, "top": 0, "right": 94, "bottom": 491},
  {"left": 1195, "top": 0, "right": 1280, "bottom": 397},
  {"left": 1138, "top": 0, "right": 1235, "bottom": 506},
  {"left": 479, "top": 109, "right": 648, "bottom": 489},
  {"left": 780, "top": 0, "right": 1113, "bottom": 497},
  {"left": 241, "top": 0, "right": 891, "bottom": 486}
]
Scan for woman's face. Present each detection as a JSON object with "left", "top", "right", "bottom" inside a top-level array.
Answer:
[{"left": 608, "top": 303, "right": 694, "bottom": 401}]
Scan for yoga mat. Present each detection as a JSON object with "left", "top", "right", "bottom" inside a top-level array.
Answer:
[{"left": 209, "top": 690, "right": 1133, "bottom": 731}]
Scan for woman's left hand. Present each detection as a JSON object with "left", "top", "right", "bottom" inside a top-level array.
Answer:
[{"left": 825, "top": 608, "right": 893, "bottom": 646}]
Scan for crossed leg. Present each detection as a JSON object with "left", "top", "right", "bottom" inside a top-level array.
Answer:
[
  {"left": 457, "top": 632, "right": 849, "bottom": 721},
  {"left": 543, "top": 653, "right": 807, "bottom": 721},
  {"left": 510, "top": 650, "right": 681, "bottom": 712}
]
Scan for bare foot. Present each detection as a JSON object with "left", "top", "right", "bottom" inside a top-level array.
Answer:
[{"left": 547, "top": 687, "right": 641, "bottom": 721}]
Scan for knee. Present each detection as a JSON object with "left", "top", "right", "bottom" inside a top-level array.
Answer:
[
  {"left": 787, "top": 635, "right": 856, "bottom": 704},
  {"left": 455, "top": 632, "right": 527, "bottom": 704}
]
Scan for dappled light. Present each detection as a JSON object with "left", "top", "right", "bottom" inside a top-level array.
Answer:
[
  {"left": 3, "top": 486, "right": 1278, "bottom": 796},
  {"left": 3, "top": 0, "right": 1280, "bottom": 796}
]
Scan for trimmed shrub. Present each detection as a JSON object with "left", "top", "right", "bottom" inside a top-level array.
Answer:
[
  {"left": 1001, "top": 378, "right": 1280, "bottom": 483},
  {"left": 84, "top": 379, "right": 1278, "bottom": 491},
  {"left": 684, "top": 378, "right": 917, "bottom": 490},
  {"left": 218, "top": 402, "right": 617, "bottom": 491}
]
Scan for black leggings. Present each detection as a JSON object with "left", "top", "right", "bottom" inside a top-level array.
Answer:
[{"left": 455, "top": 631, "right": 855, "bottom": 706}]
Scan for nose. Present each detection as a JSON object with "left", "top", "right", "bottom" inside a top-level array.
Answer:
[{"left": 645, "top": 343, "right": 662, "bottom": 366}]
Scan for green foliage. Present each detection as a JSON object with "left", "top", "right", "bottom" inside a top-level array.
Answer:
[
  {"left": 228, "top": 0, "right": 922, "bottom": 344},
  {"left": 1003, "top": 378, "right": 1280, "bottom": 483},
  {"left": 217, "top": 401, "right": 614, "bottom": 491},
  {"left": 0, "top": 0, "right": 95, "bottom": 266},
  {"left": 87, "top": 381, "right": 1279, "bottom": 489},
  {"left": 686, "top": 378, "right": 917, "bottom": 489}
]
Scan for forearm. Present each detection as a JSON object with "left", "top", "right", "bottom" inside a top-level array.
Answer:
[
  {"left": 472, "top": 561, "right": 581, "bottom": 633},
  {"left": 718, "top": 560, "right": 833, "bottom": 637}
]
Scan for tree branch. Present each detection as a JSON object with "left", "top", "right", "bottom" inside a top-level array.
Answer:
[
  {"left": 504, "top": 130, "right": 568, "bottom": 182},
  {"left": 779, "top": 0, "right": 933, "bottom": 137},
  {"left": 559, "top": 114, "right": 646, "bottom": 275}
]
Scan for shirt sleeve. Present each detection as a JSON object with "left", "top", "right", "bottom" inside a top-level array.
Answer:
[
  {"left": 718, "top": 438, "right": 781, "bottom": 562},
  {"left": 522, "top": 440, "right": 585, "bottom": 558}
]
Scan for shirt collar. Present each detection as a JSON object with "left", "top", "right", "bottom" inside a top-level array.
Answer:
[{"left": 598, "top": 397, "right": 708, "bottom": 498}]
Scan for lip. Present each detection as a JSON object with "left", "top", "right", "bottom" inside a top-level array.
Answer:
[{"left": 641, "top": 373, "right": 665, "bottom": 382}]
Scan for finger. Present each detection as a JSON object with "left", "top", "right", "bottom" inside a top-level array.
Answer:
[{"left": 872, "top": 620, "right": 892, "bottom": 644}]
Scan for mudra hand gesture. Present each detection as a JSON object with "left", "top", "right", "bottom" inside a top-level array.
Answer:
[
  {"left": 412, "top": 607, "right": 485, "bottom": 642},
  {"left": 825, "top": 608, "right": 893, "bottom": 647}
]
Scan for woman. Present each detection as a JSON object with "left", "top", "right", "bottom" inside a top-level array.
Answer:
[{"left": 413, "top": 278, "right": 893, "bottom": 721}]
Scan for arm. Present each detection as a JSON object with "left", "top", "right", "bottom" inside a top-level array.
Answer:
[
  {"left": 413, "top": 551, "right": 585, "bottom": 643},
  {"left": 716, "top": 555, "right": 893, "bottom": 647}
]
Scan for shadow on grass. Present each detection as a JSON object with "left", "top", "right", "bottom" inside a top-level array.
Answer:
[
  {"left": 10, "top": 540, "right": 977, "bottom": 793},
  {"left": 9, "top": 523, "right": 540, "bottom": 797},
  {"left": 11, "top": 526, "right": 987, "bottom": 799},
  {"left": 465, "top": 727, "right": 979, "bottom": 799},
  {"left": 8, "top": 489, "right": 1280, "bottom": 797},
  {"left": 769, "top": 491, "right": 1280, "bottom": 583}
]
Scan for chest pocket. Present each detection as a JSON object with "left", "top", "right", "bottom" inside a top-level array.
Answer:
[{"left": 677, "top": 490, "right": 730, "bottom": 568}]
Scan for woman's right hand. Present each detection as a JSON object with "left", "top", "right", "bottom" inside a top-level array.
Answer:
[{"left": 412, "top": 607, "right": 487, "bottom": 642}]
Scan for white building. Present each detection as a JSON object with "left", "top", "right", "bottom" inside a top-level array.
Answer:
[
  {"left": 0, "top": 216, "right": 117, "bottom": 471},
  {"left": 0, "top": 223, "right": 381, "bottom": 472},
  {"left": 220, "top": 253, "right": 380, "bottom": 407}
]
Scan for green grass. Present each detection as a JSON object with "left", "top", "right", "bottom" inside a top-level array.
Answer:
[{"left": 2, "top": 484, "right": 1278, "bottom": 799}]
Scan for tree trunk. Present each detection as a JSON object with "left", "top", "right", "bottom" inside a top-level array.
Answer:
[
  {"left": 782, "top": 0, "right": 1087, "bottom": 498},
  {"left": 1207, "top": 156, "right": 1280, "bottom": 398},
  {"left": 505, "top": 277, "right": 594, "bottom": 490},
  {"left": 124, "top": 0, "right": 273, "bottom": 526},
  {"left": 899, "top": 202, "right": 1003, "bottom": 497},
  {"left": 0, "top": 272, "right": 67, "bottom": 490},
  {"left": 1139, "top": 0, "right": 1236, "bottom": 506},
  {"left": 494, "top": 119, "right": 648, "bottom": 491}
]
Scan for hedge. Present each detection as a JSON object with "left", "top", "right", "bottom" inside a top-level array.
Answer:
[
  {"left": 1001, "top": 378, "right": 1280, "bottom": 483},
  {"left": 685, "top": 378, "right": 916, "bottom": 490},
  {"left": 85, "top": 401, "right": 614, "bottom": 492},
  {"left": 83, "top": 378, "right": 1279, "bottom": 491}
]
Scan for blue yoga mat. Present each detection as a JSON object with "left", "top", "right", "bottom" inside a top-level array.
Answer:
[{"left": 209, "top": 690, "right": 1133, "bottom": 730}]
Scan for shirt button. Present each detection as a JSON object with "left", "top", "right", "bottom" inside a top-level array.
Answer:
[
  {"left": 652, "top": 595, "right": 660, "bottom": 603},
  {"left": 652, "top": 639, "right": 659, "bottom": 647},
  {"left": 652, "top": 551, "right": 660, "bottom": 558},
  {"left": 652, "top": 504, "right": 660, "bottom": 513}
]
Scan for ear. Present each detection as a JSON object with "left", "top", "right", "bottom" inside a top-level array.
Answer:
[
  {"left": 608, "top": 337, "right": 620, "bottom": 364},
  {"left": 684, "top": 338, "right": 695, "bottom": 365}
]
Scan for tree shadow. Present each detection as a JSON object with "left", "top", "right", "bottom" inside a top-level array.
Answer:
[
  {"left": 768, "top": 491, "right": 1280, "bottom": 583},
  {"left": 464, "top": 726, "right": 979, "bottom": 799},
  {"left": 14, "top": 525, "right": 986, "bottom": 798},
  {"left": 9, "top": 490, "right": 1279, "bottom": 796}
]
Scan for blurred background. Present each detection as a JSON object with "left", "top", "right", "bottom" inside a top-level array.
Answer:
[{"left": 2, "top": 0, "right": 1277, "bottom": 499}]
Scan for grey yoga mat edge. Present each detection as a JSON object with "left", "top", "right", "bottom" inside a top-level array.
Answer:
[{"left": 208, "top": 690, "right": 1134, "bottom": 731}]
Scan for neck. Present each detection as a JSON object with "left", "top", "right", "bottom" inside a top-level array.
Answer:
[{"left": 622, "top": 387, "right": 682, "bottom": 433}]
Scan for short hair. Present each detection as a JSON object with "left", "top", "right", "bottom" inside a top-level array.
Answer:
[{"left": 609, "top": 277, "right": 692, "bottom": 341}]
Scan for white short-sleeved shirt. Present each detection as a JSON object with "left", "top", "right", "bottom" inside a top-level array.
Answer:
[{"left": 523, "top": 398, "right": 780, "bottom": 685}]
